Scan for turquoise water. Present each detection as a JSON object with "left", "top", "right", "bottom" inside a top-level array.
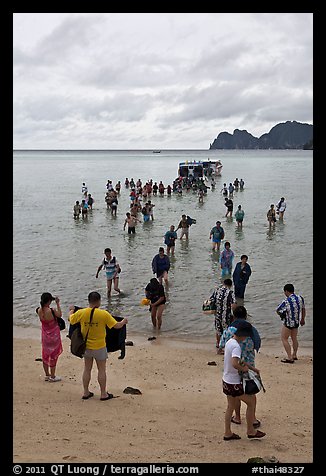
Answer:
[{"left": 13, "top": 149, "right": 313, "bottom": 344}]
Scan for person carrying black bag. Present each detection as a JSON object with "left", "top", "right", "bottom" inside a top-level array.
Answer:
[{"left": 69, "top": 291, "right": 128, "bottom": 400}]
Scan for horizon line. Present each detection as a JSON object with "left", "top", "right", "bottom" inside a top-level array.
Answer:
[{"left": 13, "top": 148, "right": 212, "bottom": 152}]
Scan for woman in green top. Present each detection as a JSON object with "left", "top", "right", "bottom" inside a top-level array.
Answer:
[{"left": 235, "top": 205, "right": 245, "bottom": 229}]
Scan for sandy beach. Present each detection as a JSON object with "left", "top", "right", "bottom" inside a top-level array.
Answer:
[{"left": 13, "top": 328, "right": 313, "bottom": 464}]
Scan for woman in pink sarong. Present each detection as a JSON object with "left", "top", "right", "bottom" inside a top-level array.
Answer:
[{"left": 37, "top": 293, "right": 63, "bottom": 382}]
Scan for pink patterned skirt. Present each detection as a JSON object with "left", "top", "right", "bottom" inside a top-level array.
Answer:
[{"left": 41, "top": 318, "right": 63, "bottom": 367}]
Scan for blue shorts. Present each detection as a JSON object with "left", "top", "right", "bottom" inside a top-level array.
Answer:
[
  {"left": 212, "top": 238, "right": 221, "bottom": 243},
  {"left": 106, "top": 271, "right": 117, "bottom": 280}
]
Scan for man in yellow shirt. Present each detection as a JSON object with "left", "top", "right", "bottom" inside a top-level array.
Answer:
[{"left": 69, "top": 291, "right": 128, "bottom": 400}]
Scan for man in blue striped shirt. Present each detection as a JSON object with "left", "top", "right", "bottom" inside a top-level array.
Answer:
[{"left": 276, "top": 283, "right": 306, "bottom": 363}]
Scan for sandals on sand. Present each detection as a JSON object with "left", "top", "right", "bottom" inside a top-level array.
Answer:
[
  {"left": 100, "top": 392, "right": 114, "bottom": 401},
  {"left": 248, "top": 430, "right": 266, "bottom": 439},
  {"left": 231, "top": 416, "right": 241, "bottom": 425},
  {"left": 281, "top": 358, "right": 294, "bottom": 364},
  {"left": 224, "top": 433, "right": 241, "bottom": 441},
  {"left": 82, "top": 392, "right": 94, "bottom": 400},
  {"left": 231, "top": 417, "right": 261, "bottom": 428},
  {"left": 48, "top": 376, "right": 62, "bottom": 382}
]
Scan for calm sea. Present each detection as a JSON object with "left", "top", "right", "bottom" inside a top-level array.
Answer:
[{"left": 13, "top": 149, "right": 313, "bottom": 345}]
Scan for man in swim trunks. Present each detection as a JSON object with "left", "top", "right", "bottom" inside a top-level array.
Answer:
[
  {"left": 96, "top": 248, "right": 121, "bottom": 297},
  {"left": 276, "top": 283, "right": 306, "bottom": 363},
  {"left": 209, "top": 221, "right": 225, "bottom": 251},
  {"left": 123, "top": 212, "right": 140, "bottom": 234}
]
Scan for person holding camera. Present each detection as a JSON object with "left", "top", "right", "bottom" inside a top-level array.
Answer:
[
  {"left": 96, "top": 248, "right": 121, "bottom": 298},
  {"left": 36, "top": 293, "right": 63, "bottom": 382}
]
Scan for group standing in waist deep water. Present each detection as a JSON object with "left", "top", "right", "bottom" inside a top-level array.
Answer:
[{"left": 37, "top": 169, "right": 306, "bottom": 442}]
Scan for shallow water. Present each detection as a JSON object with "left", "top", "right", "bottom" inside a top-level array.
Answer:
[{"left": 13, "top": 149, "right": 313, "bottom": 343}]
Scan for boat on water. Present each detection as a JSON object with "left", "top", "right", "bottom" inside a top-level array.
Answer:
[
  {"left": 152, "top": 150, "right": 161, "bottom": 153},
  {"left": 178, "top": 159, "right": 222, "bottom": 178}
]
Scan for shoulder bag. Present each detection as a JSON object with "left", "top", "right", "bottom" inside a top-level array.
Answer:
[
  {"left": 50, "top": 309, "right": 66, "bottom": 331},
  {"left": 36, "top": 307, "right": 66, "bottom": 331},
  {"left": 70, "top": 307, "right": 95, "bottom": 358}
]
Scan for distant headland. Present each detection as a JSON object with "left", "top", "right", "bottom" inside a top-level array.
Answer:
[{"left": 209, "top": 120, "right": 313, "bottom": 150}]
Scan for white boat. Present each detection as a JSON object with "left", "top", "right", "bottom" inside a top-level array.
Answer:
[
  {"left": 178, "top": 159, "right": 222, "bottom": 178},
  {"left": 203, "top": 159, "right": 223, "bottom": 176}
]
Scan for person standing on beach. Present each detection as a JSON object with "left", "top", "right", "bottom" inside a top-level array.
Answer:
[
  {"left": 152, "top": 247, "right": 170, "bottom": 285},
  {"left": 222, "top": 320, "right": 266, "bottom": 440},
  {"left": 209, "top": 278, "right": 236, "bottom": 353},
  {"left": 176, "top": 214, "right": 190, "bottom": 240},
  {"left": 235, "top": 205, "right": 244, "bottom": 228},
  {"left": 232, "top": 255, "right": 252, "bottom": 305},
  {"left": 219, "top": 306, "right": 261, "bottom": 428},
  {"left": 69, "top": 291, "right": 128, "bottom": 400},
  {"left": 276, "top": 283, "right": 306, "bottom": 363},
  {"left": 164, "top": 225, "right": 178, "bottom": 256},
  {"left": 209, "top": 221, "right": 225, "bottom": 251},
  {"left": 96, "top": 248, "right": 121, "bottom": 297},
  {"left": 220, "top": 242, "right": 234, "bottom": 278},
  {"left": 123, "top": 212, "right": 141, "bottom": 234},
  {"left": 36, "top": 293, "right": 63, "bottom": 382},
  {"left": 145, "top": 278, "right": 166, "bottom": 329},
  {"left": 276, "top": 197, "right": 286, "bottom": 220}
]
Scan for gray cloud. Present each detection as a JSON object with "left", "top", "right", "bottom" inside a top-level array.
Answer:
[{"left": 13, "top": 13, "right": 313, "bottom": 148}]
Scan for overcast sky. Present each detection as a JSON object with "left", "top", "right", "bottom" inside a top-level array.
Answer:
[{"left": 13, "top": 12, "right": 313, "bottom": 149}]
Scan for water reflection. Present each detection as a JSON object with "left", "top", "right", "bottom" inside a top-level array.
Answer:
[
  {"left": 266, "top": 227, "right": 276, "bottom": 240},
  {"left": 234, "top": 227, "right": 244, "bottom": 240}
]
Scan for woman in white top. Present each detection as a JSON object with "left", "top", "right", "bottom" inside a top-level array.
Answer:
[
  {"left": 277, "top": 197, "right": 286, "bottom": 219},
  {"left": 222, "top": 321, "right": 266, "bottom": 440}
]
